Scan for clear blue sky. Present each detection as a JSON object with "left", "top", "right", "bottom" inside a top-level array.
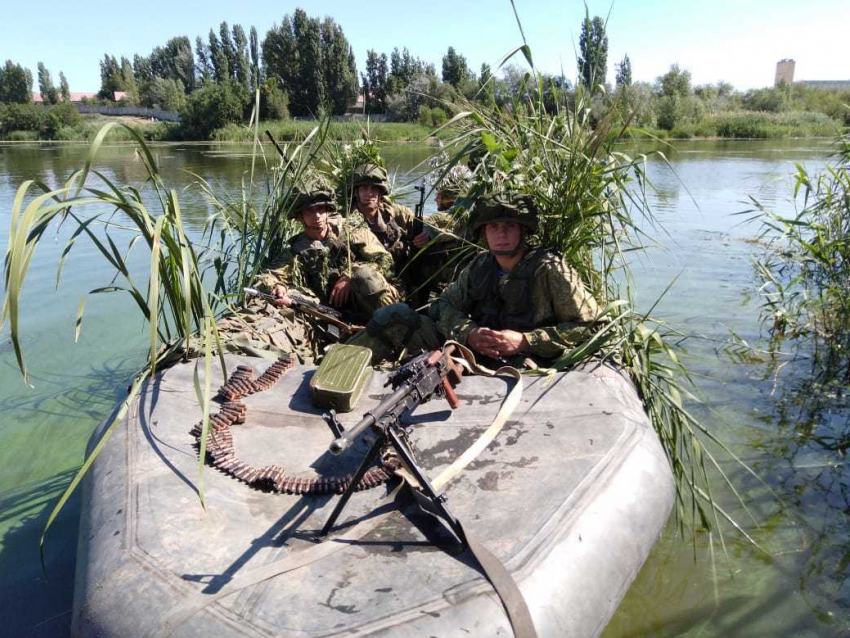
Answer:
[{"left": 6, "top": 0, "right": 848, "bottom": 93}]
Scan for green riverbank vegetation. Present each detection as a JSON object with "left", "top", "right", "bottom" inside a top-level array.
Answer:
[
  {"left": 748, "top": 129, "right": 850, "bottom": 384},
  {"left": 3, "top": 5, "right": 765, "bottom": 562},
  {"left": 2, "top": 9, "right": 848, "bottom": 143}
]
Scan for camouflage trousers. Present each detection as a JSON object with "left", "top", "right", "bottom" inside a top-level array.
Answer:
[
  {"left": 346, "top": 302, "right": 443, "bottom": 365},
  {"left": 346, "top": 265, "right": 401, "bottom": 322}
]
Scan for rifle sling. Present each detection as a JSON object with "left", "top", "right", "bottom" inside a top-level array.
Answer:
[{"left": 158, "top": 344, "right": 531, "bottom": 637}]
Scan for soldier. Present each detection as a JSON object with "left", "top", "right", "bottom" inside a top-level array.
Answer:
[
  {"left": 435, "top": 193, "right": 598, "bottom": 365},
  {"left": 349, "top": 163, "right": 432, "bottom": 270},
  {"left": 258, "top": 183, "right": 401, "bottom": 322},
  {"left": 349, "top": 192, "right": 598, "bottom": 367}
]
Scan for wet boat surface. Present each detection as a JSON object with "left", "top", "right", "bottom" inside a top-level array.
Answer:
[{"left": 72, "top": 354, "right": 674, "bottom": 637}]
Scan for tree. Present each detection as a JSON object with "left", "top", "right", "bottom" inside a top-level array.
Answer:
[
  {"left": 98, "top": 54, "right": 123, "bottom": 100},
  {"left": 59, "top": 72, "right": 70, "bottom": 102},
  {"left": 578, "top": 15, "right": 608, "bottom": 92},
  {"left": 479, "top": 63, "right": 495, "bottom": 105},
  {"left": 655, "top": 64, "right": 692, "bottom": 98},
  {"left": 615, "top": 55, "right": 632, "bottom": 89},
  {"left": 441, "top": 47, "right": 471, "bottom": 87},
  {"left": 362, "top": 50, "right": 388, "bottom": 113},
  {"left": 0, "top": 61, "right": 33, "bottom": 104},
  {"left": 133, "top": 54, "right": 153, "bottom": 84},
  {"left": 263, "top": 15, "right": 299, "bottom": 106},
  {"left": 292, "top": 9, "right": 324, "bottom": 115},
  {"left": 37, "top": 62, "right": 59, "bottom": 104},
  {"left": 145, "top": 77, "right": 187, "bottom": 111},
  {"left": 232, "top": 25, "right": 251, "bottom": 91},
  {"left": 219, "top": 22, "right": 237, "bottom": 81},
  {"left": 321, "top": 18, "right": 357, "bottom": 115},
  {"left": 181, "top": 81, "right": 246, "bottom": 138},
  {"left": 195, "top": 36, "right": 212, "bottom": 87},
  {"left": 208, "top": 29, "right": 229, "bottom": 83},
  {"left": 148, "top": 37, "right": 194, "bottom": 93},
  {"left": 119, "top": 57, "right": 139, "bottom": 104}
]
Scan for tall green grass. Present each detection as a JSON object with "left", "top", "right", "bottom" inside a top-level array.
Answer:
[
  {"left": 632, "top": 110, "right": 839, "bottom": 140},
  {"left": 746, "top": 129, "right": 850, "bottom": 380}
]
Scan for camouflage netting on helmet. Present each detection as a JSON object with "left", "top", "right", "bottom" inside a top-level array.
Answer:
[
  {"left": 351, "top": 163, "right": 390, "bottom": 195},
  {"left": 288, "top": 174, "right": 338, "bottom": 219},
  {"left": 428, "top": 152, "right": 472, "bottom": 198},
  {"left": 472, "top": 193, "right": 539, "bottom": 233}
]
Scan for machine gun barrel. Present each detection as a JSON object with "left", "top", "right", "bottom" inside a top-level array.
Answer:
[{"left": 328, "top": 382, "right": 416, "bottom": 455}]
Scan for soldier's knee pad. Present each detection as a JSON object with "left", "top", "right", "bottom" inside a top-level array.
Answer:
[
  {"left": 366, "top": 302, "right": 421, "bottom": 338},
  {"left": 350, "top": 265, "right": 387, "bottom": 298}
]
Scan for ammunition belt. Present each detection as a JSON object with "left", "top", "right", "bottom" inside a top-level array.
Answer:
[{"left": 191, "top": 357, "right": 398, "bottom": 495}]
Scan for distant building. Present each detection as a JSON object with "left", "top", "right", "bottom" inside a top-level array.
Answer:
[
  {"left": 775, "top": 59, "right": 795, "bottom": 87},
  {"left": 32, "top": 91, "right": 127, "bottom": 103}
]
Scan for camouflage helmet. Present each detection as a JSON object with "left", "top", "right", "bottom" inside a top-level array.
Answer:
[
  {"left": 289, "top": 184, "right": 338, "bottom": 220},
  {"left": 472, "top": 193, "right": 538, "bottom": 234},
  {"left": 352, "top": 163, "right": 389, "bottom": 196},
  {"left": 435, "top": 164, "right": 472, "bottom": 198}
]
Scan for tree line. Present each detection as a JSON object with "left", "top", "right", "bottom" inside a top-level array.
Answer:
[{"left": 3, "top": 10, "right": 849, "bottom": 141}]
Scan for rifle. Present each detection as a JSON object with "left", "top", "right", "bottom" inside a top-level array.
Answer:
[
  {"left": 320, "top": 346, "right": 463, "bottom": 536},
  {"left": 412, "top": 183, "right": 426, "bottom": 236},
  {"left": 242, "top": 287, "right": 363, "bottom": 339}
]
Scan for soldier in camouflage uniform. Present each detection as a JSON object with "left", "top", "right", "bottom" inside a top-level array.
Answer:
[
  {"left": 258, "top": 184, "right": 401, "bottom": 321},
  {"left": 349, "top": 193, "right": 598, "bottom": 367},
  {"left": 216, "top": 184, "right": 400, "bottom": 363},
  {"left": 435, "top": 193, "right": 598, "bottom": 365},
  {"left": 349, "top": 163, "right": 429, "bottom": 272},
  {"left": 412, "top": 163, "right": 474, "bottom": 301}
]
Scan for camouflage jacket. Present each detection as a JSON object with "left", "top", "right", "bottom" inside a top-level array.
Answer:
[
  {"left": 351, "top": 200, "right": 417, "bottom": 268},
  {"left": 254, "top": 220, "right": 394, "bottom": 303},
  {"left": 435, "top": 247, "right": 599, "bottom": 359}
]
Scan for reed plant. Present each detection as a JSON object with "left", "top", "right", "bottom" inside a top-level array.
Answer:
[{"left": 746, "top": 129, "right": 850, "bottom": 381}]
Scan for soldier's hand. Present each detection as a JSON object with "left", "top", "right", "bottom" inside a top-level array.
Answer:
[
  {"left": 467, "top": 328, "right": 501, "bottom": 358},
  {"left": 413, "top": 231, "right": 432, "bottom": 249},
  {"left": 489, "top": 329, "right": 528, "bottom": 356},
  {"left": 271, "top": 285, "right": 293, "bottom": 307},
  {"left": 329, "top": 276, "right": 352, "bottom": 307}
]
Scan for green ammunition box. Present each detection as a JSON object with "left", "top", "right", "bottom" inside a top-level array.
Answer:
[{"left": 310, "top": 344, "right": 373, "bottom": 413}]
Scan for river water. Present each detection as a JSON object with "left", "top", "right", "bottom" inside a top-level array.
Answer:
[{"left": 0, "top": 138, "right": 845, "bottom": 636}]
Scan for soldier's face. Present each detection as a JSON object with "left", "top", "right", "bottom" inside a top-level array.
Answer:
[
  {"left": 484, "top": 222, "right": 522, "bottom": 254},
  {"left": 301, "top": 205, "right": 329, "bottom": 238},
  {"left": 357, "top": 184, "right": 380, "bottom": 210},
  {"left": 436, "top": 191, "right": 455, "bottom": 211}
]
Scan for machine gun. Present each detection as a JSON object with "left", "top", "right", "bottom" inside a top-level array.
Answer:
[
  {"left": 320, "top": 346, "right": 464, "bottom": 537},
  {"left": 243, "top": 287, "right": 363, "bottom": 339}
]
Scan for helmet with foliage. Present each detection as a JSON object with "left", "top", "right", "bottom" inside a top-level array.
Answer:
[
  {"left": 351, "top": 163, "right": 390, "bottom": 195},
  {"left": 289, "top": 182, "right": 339, "bottom": 220},
  {"left": 472, "top": 193, "right": 538, "bottom": 234},
  {"left": 435, "top": 164, "right": 472, "bottom": 198}
]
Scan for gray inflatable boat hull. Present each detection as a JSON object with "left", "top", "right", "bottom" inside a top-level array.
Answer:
[{"left": 72, "top": 355, "right": 674, "bottom": 637}]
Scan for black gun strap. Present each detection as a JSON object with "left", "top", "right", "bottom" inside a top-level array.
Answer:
[{"left": 463, "top": 523, "right": 538, "bottom": 638}]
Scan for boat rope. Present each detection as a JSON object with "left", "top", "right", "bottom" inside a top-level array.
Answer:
[
  {"left": 159, "top": 346, "right": 532, "bottom": 638},
  {"left": 193, "top": 356, "right": 400, "bottom": 495}
]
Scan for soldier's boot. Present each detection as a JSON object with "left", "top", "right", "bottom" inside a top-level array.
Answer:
[
  {"left": 349, "top": 265, "right": 401, "bottom": 319},
  {"left": 346, "top": 302, "right": 442, "bottom": 364}
]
